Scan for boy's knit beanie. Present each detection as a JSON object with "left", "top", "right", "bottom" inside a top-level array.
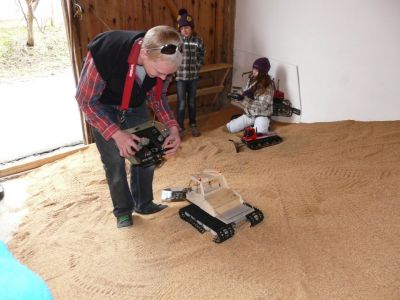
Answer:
[
  {"left": 177, "top": 8, "right": 194, "bottom": 30},
  {"left": 253, "top": 57, "right": 271, "bottom": 74}
]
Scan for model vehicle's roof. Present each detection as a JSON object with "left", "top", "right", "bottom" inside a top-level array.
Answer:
[{"left": 190, "top": 170, "right": 224, "bottom": 183}]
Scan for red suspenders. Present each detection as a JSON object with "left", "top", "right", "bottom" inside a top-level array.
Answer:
[{"left": 120, "top": 39, "right": 163, "bottom": 112}]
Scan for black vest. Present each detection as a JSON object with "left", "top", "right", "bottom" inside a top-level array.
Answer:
[{"left": 88, "top": 30, "right": 156, "bottom": 108}]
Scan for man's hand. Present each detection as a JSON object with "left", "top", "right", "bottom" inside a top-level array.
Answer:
[
  {"left": 162, "top": 126, "right": 181, "bottom": 155},
  {"left": 111, "top": 130, "right": 141, "bottom": 158}
]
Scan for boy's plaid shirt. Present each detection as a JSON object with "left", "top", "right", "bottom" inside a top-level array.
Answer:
[{"left": 175, "top": 34, "right": 205, "bottom": 81}]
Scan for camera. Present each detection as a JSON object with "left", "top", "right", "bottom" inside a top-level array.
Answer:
[{"left": 227, "top": 92, "right": 244, "bottom": 101}]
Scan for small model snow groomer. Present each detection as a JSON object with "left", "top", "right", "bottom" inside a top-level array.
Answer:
[{"left": 179, "top": 170, "right": 264, "bottom": 243}]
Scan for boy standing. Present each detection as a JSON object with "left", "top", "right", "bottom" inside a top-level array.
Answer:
[{"left": 175, "top": 8, "right": 205, "bottom": 137}]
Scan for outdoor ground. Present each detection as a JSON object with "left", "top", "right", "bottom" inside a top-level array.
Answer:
[
  {"left": 0, "top": 24, "right": 83, "bottom": 164},
  {"left": 0, "top": 24, "right": 70, "bottom": 82}
]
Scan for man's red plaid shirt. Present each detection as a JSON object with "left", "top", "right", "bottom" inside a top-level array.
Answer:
[{"left": 75, "top": 52, "right": 178, "bottom": 141}]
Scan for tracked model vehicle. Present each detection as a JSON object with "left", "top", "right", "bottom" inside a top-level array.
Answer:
[
  {"left": 229, "top": 126, "right": 283, "bottom": 152},
  {"left": 241, "top": 127, "right": 283, "bottom": 150},
  {"left": 272, "top": 79, "right": 301, "bottom": 117},
  {"left": 179, "top": 170, "right": 264, "bottom": 243}
]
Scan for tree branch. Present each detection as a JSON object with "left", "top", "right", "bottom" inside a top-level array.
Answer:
[{"left": 16, "top": 0, "right": 28, "bottom": 24}]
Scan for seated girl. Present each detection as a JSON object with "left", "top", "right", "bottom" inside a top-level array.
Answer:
[{"left": 226, "top": 57, "right": 274, "bottom": 134}]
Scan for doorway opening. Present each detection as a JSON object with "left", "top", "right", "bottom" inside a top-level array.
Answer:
[{"left": 0, "top": 0, "right": 84, "bottom": 173}]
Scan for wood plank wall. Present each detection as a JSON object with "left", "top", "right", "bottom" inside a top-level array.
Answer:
[{"left": 68, "top": 0, "right": 236, "bottom": 76}]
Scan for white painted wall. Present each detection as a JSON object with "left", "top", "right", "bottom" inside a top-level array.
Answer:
[{"left": 234, "top": 0, "right": 400, "bottom": 122}]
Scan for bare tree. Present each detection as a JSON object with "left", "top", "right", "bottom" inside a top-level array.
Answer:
[{"left": 17, "top": 0, "right": 40, "bottom": 47}]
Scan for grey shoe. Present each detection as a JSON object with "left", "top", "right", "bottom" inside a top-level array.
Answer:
[
  {"left": 135, "top": 202, "right": 168, "bottom": 215},
  {"left": 117, "top": 215, "right": 133, "bottom": 228},
  {"left": 191, "top": 126, "right": 201, "bottom": 137}
]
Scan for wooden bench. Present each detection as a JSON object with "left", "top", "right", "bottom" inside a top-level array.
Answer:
[{"left": 167, "top": 63, "right": 232, "bottom": 105}]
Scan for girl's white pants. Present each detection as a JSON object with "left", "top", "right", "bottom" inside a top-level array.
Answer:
[{"left": 226, "top": 114, "right": 270, "bottom": 134}]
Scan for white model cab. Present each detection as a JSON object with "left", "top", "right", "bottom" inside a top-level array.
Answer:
[{"left": 185, "top": 170, "right": 254, "bottom": 224}]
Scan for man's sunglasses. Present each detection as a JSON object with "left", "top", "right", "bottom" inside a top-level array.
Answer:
[{"left": 147, "top": 43, "right": 183, "bottom": 55}]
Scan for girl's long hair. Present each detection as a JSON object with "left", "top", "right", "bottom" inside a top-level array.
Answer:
[{"left": 248, "top": 72, "right": 272, "bottom": 96}]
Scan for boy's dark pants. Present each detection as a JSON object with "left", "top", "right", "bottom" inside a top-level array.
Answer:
[{"left": 176, "top": 79, "right": 198, "bottom": 130}]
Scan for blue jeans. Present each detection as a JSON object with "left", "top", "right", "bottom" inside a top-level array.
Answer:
[
  {"left": 176, "top": 79, "right": 198, "bottom": 130},
  {"left": 91, "top": 104, "right": 155, "bottom": 217}
]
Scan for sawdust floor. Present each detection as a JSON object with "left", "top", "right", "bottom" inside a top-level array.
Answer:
[{"left": 5, "top": 106, "right": 400, "bottom": 299}]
